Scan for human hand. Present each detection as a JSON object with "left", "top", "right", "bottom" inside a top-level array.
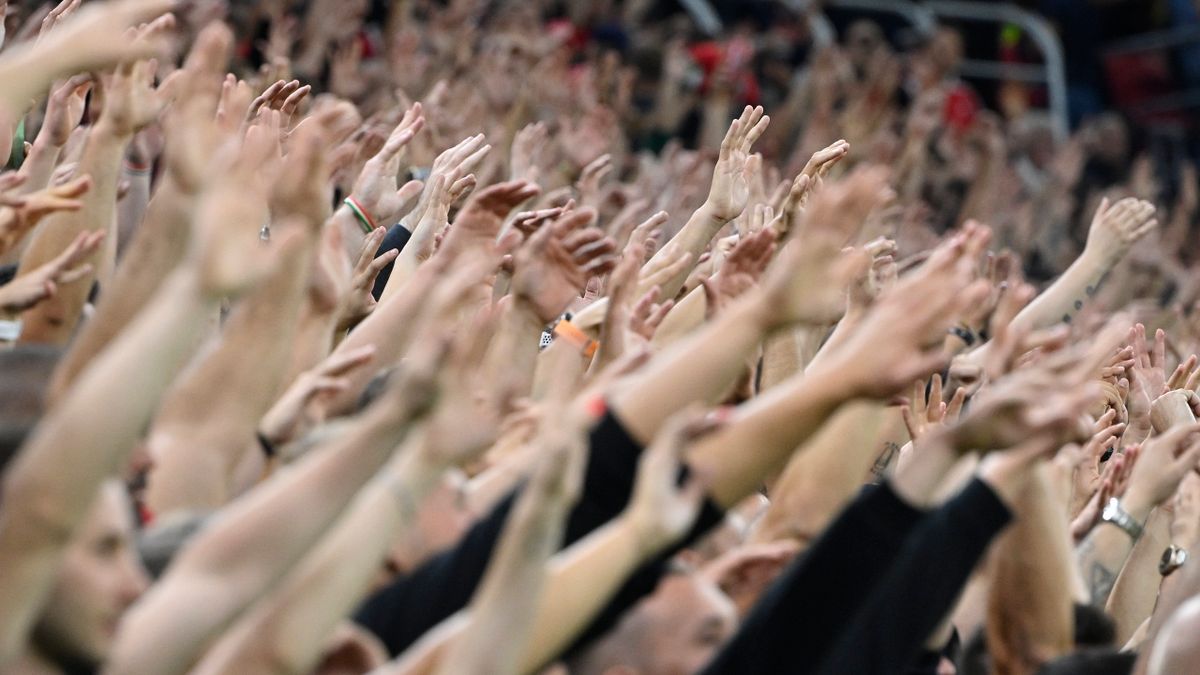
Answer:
[
  {"left": 777, "top": 139, "right": 850, "bottom": 236},
  {"left": 626, "top": 406, "right": 717, "bottom": 553},
  {"left": 1084, "top": 196, "right": 1157, "bottom": 266},
  {"left": 759, "top": 166, "right": 894, "bottom": 328},
  {"left": 705, "top": 105, "right": 770, "bottom": 222},
  {"left": 40, "top": 74, "right": 92, "bottom": 148},
  {"left": 575, "top": 153, "right": 612, "bottom": 210},
  {"left": 511, "top": 208, "right": 617, "bottom": 323},
  {"left": 347, "top": 103, "right": 425, "bottom": 227},
  {"left": 101, "top": 57, "right": 169, "bottom": 139},
  {"left": 335, "top": 226, "right": 397, "bottom": 330},
  {"left": 702, "top": 227, "right": 777, "bottom": 317},
  {"left": 441, "top": 180, "right": 539, "bottom": 259},
  {"left": 1123, "top": 423, "right": 1200, "bottom": 515},
  {"left": 816, "top": 222, "right": 995, "bottom": 399},
  {"left": 187, "top": 123, "right": 287, "bottom": 298},
  {"left": 161, "top": 23, "right": 232, "bottom": 194},
  {"left": 27, "top": 0, "right": 175, "bottom": 85},
  {"left": 510, "top": 121, "right": 548, "bottom": 182},
  {"left": 1062, "top": 409, "right": 1125, "bottom": 518},
  {"left": 846, "top": 236, "right": 897, "bottom": 315},
  {"left": 258, "top": 345, "right": 377, "bottom": 447},
  {"left": 1128, "top": 324, "right": 1169, "bottom": 426},
  {"left": 0, "top": 229, "right": 103, "bottom": 314},
  {"left": 900, "top": 374, "right": 966, "bottom": 442},
  {"left": 0, "top": 175, "right": 90, "bottom": 254},
  {"left": 37, "top": 0, "right": 83, "bottom": 40},
  {"left": 245, "top": 79, "right": 310, "bottom": 129}
]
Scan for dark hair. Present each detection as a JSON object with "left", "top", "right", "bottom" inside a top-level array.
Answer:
[
  {"left": 1035, "top": 649, "right": 1135, "bottom": 675},
  {"left": 1074, "top": 602, "right": 1117, "bottom": 647}
]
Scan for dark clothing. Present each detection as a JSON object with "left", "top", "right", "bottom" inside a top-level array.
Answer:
[
  {"left": 353, "top": 410, "right": 725, "bottom": 658},
  {"left": 702, "top": 479, "right": 1010, "bottom": 675},
  {"left": 369, "top": 223, "right": 412, "bottom": 299},
  {"left": 816, "top": 479, "right": 1011, "bottom": 675},
  {"left": 700, "top": 482, "right": 926, "bottom": 675}
]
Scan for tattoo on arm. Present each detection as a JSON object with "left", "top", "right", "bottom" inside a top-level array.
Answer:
[
  {"left": 1089, "top": 562, "right": 1118, "bottom": 606},
  {"left": 869, "top": 442, "right": 901, "bottom": 483}
]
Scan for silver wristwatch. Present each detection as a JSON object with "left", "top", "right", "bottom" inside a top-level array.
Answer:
[
  {"left": 1101, "top": 497, "right": 1144, "bottom": 541},
  {"left": 1160, "top": 545, "right": 1188, "bottom": 576}
]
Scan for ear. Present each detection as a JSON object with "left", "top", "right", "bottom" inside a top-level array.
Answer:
[{"left": 702, "top": 542, "right": 799, "bottom": 614}]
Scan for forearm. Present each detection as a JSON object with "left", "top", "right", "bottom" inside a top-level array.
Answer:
[
  {"left": 146, "top": 242, "right": 314, "bottom": 514},
  {"left": 1011, "top": 247, "right": 1111, "bottom": 334},
  {"left": 1106, "top": 508, "right": 1169, "bottom": 645},
  {"left": 688, "top": 361, "right": 856, "bottom": 508},
  {"left": 481, "top": 297, "right": 544, "bottom": 408},
  {"left": 751, "top": 402, "right": 887, "bottom": 543},
  {"left": 519, "top": 517, "right": 649, "bottom": 672},
  {"left": 1077, "top": 488, "right": 1154, "bottom": 606},
  {"left": 611, "top": 296, "right": 771, "bottom": 446},
  {"left": 110, "top": 399, "right": 420, "bottom": 675},
  {"left": 192, "top": 442, "right": 444, "bottom": 675},
  {"left": 649, "top": 283, "right": 707, "bottom": 347},
  {"left": 436, "top": 484, "right": 573, "bottom": 675},
  {"left": 642, "top": 202, "right": 726, "bottom": 302},
  {"left": 17, "top": 135, "right": 64, "bottom": 194},
  {"left": 0, "top": 269, "right": 212, "bottom": 662},
  {"left": 116, "top": 164, "right": 152, "bottom": 259},
  {"left": 48, "top": 178, "right": 194, "bottom": 400},
  {"left": 532, "top": 336, "right": 590, "bottom": 401},
  {"left": 319, "top": 262, "right": 440, "bottom": 415},
  {"left": 985, "top": 468, "right": 1075, "bottom": 675},
  {"left": 18, "top": 122, "right": 127, "bottom": 344}
]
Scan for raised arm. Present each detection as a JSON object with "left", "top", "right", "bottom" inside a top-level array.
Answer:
[
  {"left": 432, "top": 415, "right": 587, "bottom": 675},
  {"left": 0, "top": 118, "right": 285, "bottom": 669},
  {"left": 46, "top": 24, "right": 232, "bottom": 399},
  {"left": 143, "top": 122, "right": 331, "bottom": 516},
  {"left": 107, "top": 348, "right": 441, "bottom": 675},
  {"left": 1076, "top": 423, "right": 1200, "bottom": 606},
  {"left": 18, "top": 54, "right": 167, "bottom": 344}
]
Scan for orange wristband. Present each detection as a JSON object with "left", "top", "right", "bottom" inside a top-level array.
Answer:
[{"left": 553, "top": 319, "right": 598, "bottom": 358}]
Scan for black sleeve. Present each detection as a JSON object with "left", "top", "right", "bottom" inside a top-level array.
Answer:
[
  {"left": 815, "top": 478, "right": 1012, "bottom": 675},
  {"left": 354, "top": 410, "right": 724, "bottom": 657},
  {"left": 369, "top": 223, "right": 412, "bottom": 299},
  {"left": 700, "top": 482, "right": 927, "bottom": 675}
]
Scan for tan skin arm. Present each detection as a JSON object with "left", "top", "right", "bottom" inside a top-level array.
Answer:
[{"left": 985, "top": 466, "right": 1076, "bottom": 675}]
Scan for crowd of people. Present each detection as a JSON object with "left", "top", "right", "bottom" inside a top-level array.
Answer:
[{"left": 1, "top": 0, "right": 1199, "bottom": 673}]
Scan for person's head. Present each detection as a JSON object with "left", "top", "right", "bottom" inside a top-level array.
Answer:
[
  {"left": 568, "top": 564, "right": 737, "bottom": 675},
  {"left": 32, "top": 481, "right": 149, "bottom": 670},
  {"left": 1146, "top": 595, "right": 1200, "bottom": 675}
]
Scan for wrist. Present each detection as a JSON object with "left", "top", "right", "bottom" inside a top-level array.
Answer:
[
  {"left": 697, "top": 200, "right": 733, "bottom": 228},
  {"left": 1120, "top": 487, "right": 1156, "bottom": 523},
  {"left": 1080, "top": 241, "right": 1121, "bottom": 272},
  {"left": 508, "top": 296, "right": 550, "bottom": 334}
]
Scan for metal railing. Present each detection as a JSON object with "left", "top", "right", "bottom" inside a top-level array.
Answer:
[
  {"left": 821, "top": 0, "right": 937, "bottom": 37},
  {"left": 924, "top": 1, "right": 1070, "bottom": 142}
]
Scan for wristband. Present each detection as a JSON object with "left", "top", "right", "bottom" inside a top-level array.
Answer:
[
  {"left": 553, "top": 319, "right": 598, "bottom": 358},
  {"left": 344, "top": 196, "right": 377, "bottom": 235},
  {"left": 948, "top": 324, "right": 977, "bottom": 346},
  {"left": 123, "top": 160, "right": 152, "bottom": 176},
  {"left": 1101, "top": 497, "right": 1144, "bottom": 541}
]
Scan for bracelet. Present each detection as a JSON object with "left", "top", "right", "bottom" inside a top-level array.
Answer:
[
  {"left": 123, "top": 160, "right": 152, "bottom": 176},
  {"left": 553, "top": 318, "right": 598, "bottom": 358},
  {"left": 1101, "top": 497, "right": 1144, "bottom": 541},
  {"left": 344, "top": 196, "right": 377, "bottom": 235},
  {"left": 948, "top": 324, "right": 977, "bottom": 346}
]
